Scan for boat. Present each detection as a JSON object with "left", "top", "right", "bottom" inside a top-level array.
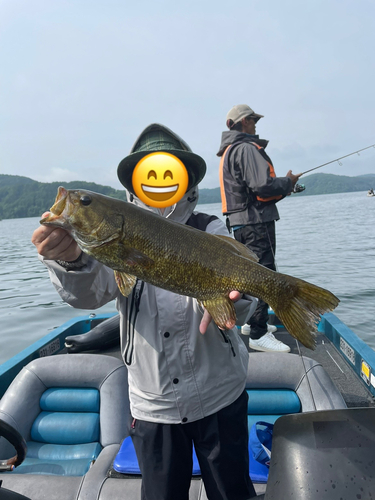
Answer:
[
  {"left": 1, "top": 309, "right": 375, "bottom": 499},
  {"left": 367, "top": 189, "right": 375, "bottom": 196}
]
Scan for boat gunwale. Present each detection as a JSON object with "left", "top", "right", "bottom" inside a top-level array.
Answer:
[
  {"left": 0, "top": 312, "right": 117, "bottom": 399},
  {"left": 1, "top": 311, "right": 375, "bottom": 403}
]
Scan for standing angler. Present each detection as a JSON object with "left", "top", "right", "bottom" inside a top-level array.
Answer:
[
  {"left": 218, "top": 104, "right": 302, "bottom": 353},
  {"left": 32, "top": 123, "right": 258, "bottom": 500}
]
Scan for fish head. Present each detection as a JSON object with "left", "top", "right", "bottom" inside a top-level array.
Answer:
[{"left": 41, "top": 187, "right": 123, "bottom": 248}]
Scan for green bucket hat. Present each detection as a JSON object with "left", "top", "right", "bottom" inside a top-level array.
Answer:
[{"left": 117, "top": 123, "right": 206, "bottom": 195}]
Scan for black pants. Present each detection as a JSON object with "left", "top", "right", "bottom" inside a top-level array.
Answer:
[
  {"left": 234, "top": 222, "right": 276, "bottom": 339},
  {"left": 130, "top": 390, "right": 256, "bottom": 500}
]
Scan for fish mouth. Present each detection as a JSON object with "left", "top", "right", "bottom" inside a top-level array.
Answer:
[
  {"left": 141, "top": 184, "right": 179, "bottom": 202},
  {"left": 40, "top": 187, "right": 69, "bottom": 225}
]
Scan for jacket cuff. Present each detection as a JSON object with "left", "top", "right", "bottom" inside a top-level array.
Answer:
[{"left": 234, "top": 295, "right": 258, "bottom": 325}]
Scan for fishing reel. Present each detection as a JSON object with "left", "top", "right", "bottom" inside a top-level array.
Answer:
[{"left": 293, "top": 183, "right": 306, "bottom": 193}]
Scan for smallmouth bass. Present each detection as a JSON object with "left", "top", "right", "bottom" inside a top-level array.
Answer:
[{"left": 41, "top": 187, "right": 339, "bottom": 349}]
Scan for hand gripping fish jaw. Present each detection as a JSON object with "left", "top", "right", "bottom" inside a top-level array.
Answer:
[
  {"left": 40, "top": 187, "right": 70, "bottom": 225},
  {"left": 41, "top": 187, "right": 123, "bottom": 249}
]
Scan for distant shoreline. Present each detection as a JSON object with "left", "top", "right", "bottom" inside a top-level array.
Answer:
[{"left": 1, "top": 172, "right": 374, "bottom": 219}]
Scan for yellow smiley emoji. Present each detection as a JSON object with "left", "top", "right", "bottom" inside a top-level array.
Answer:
[{"left": 132, "top": 152, "right": 189, "bottom": 208}]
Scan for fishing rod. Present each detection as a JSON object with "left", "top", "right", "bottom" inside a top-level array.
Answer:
[
  {"left": 293, "top": 143, "right": 375, "bottom": 193},
  {"left": 300, "top": 143, "right": 375, "bottom": 176}
]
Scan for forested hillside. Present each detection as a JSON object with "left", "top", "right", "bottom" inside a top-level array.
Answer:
[
  {"left": 298, "top": 173, "right": 375, "bottom": 196},
  {"left": 0, "top": 175, "right": 127, "bottom": 219},
  {"left": 1, "top": 173, "right": 374, "bottom": 219}
]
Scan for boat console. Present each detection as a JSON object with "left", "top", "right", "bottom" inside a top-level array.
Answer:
[{"left": 264, "top": 407, "right": 375, "bottom": 499}]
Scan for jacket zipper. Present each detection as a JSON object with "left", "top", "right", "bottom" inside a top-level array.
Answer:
[
  {"left": 124, "top": 280, "right": 144, "bottom": 365},
  {"left": 218, "top": 329, "right": 236, "bottom": 357}
]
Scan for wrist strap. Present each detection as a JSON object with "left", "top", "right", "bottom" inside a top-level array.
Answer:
[{"left": 56, "top": 252, "right": 85, "bottom": 270}]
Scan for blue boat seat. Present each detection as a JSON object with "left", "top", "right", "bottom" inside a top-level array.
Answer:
[
  {"left": 245, "top": 353, "right": 346, "bottom": 413},
  {"left": 246, "top": 388, "right": 301, "bottom": 430},
  {"left": 0, "top": 354, "right": 129, "bottom": 500},
  {"left": 14, "top": 388, "right": 102, "bottom": 476},
  {"left": 245, "top": 352, "right": 347, "bottom": 484}
]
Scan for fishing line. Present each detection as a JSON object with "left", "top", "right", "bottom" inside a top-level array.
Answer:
[
  {"left": 296, "top": 341, "right": 317, "bottom": 412},
  {"left": 265, "top": 223, "right": 316, "bottom": 410},
  {"left": 265, "top": 224, "right": 278, "bottom": 271}
]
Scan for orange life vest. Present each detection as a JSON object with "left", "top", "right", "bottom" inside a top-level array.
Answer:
[{"left": 219, "top": 142, "right": 282, "bottom": 215}]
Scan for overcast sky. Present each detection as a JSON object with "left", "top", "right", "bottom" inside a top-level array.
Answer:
[{"left": 1, "top": 0, "right": 374, "bottom": 190}]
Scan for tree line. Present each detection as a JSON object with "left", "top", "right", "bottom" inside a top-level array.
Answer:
[
  {"left": 0, "top": 175, "right": 127, "bottom": 220},
  {"left": 0, "top": 173, "right": 374, "bottom": 220}
]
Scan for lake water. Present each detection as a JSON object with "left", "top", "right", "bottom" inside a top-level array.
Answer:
[{"left": 0, "top": 191, "right": 374, "bottom": 364}]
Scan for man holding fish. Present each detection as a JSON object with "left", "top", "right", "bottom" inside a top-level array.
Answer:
[{"left": 32, "top": 124, "right": 259, "bottom": 499}]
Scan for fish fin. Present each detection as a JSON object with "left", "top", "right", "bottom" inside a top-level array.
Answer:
[
  {"left": 126, "top": 250, "right": 154, "bottom": 268},
  {"left": 202, "top": 296, "right": 237, "bottom": 330},
  {"left": 115, "top": 245, "right": 154, "bottom": 268},
  {"left": 114, "top": 271, "right": 137, "bottom": 296},
  {"left": 214, "top": 235, "right": 259, "bottom": 262},
  {"left": 267, "top": 274, "right": 340, "bottom": 350}
]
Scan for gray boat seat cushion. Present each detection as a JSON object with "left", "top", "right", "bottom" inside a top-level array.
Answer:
[{"left": 245, "top": 352, "right": 346, "bottom": 414}]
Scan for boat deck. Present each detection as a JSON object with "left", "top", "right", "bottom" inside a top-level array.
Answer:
[{"left": 2, "top": 314, "right": 375, "bottom": 500}]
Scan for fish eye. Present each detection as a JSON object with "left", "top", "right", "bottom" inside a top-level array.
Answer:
[
  {"left": 164, "top": 170, "right": 173, "bottom": 179},
  {"left": 148, "top": 170, "right": 157, "bottom": 179},
  {"left": 80, "top": 195, "right": 92, "bottom": 206}
]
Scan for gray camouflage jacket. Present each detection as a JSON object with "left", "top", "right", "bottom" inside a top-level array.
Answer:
[{"left": 40, "top": 187, "right": 256, "bottom": 424}]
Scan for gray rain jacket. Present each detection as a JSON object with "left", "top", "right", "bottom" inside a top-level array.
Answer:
[
  {"left": 217, "top": 130, "right": 292, "bottom": 225},
  {"left": 40, "top": 187, "right": 256, "bottom": 424}
]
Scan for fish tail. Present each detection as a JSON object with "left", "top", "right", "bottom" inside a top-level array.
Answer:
[{"left": 270, "top": 275, "right": 339, "bottom": 349}]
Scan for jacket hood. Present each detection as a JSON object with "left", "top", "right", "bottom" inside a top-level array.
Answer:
[
  {"left": 126, "top": 185, "right": 199, "bottom": 224},
  {"left": 217, "top": 131, "right": 269, "bottom": 157}
]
